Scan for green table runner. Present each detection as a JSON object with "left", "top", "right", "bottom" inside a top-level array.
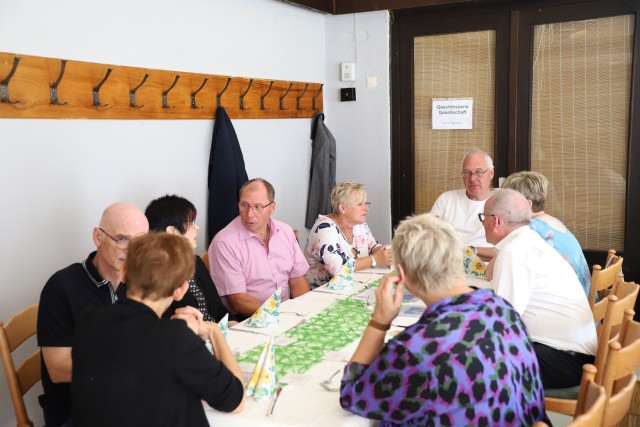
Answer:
[{"left": 238, "top": 298, "right": 371, "bottom": 381}]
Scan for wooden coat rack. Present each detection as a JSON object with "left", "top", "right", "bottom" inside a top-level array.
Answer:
[{"left": 0, "top": 52, "right": 323, "bottom": 120}]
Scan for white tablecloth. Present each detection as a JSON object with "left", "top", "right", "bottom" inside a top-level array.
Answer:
[{"left": 204, "top": 269, "right": 493, "bottom": 426}]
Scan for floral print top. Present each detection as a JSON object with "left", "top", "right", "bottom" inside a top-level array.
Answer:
[
  {"left": 304, "top": 215, "right": 379, "bottom": 288},
  {"left": 340, "top": 289, "right": 548, "bottom": 427},
  {"left": 530, "top": 218, "right": 591, "bottom": 296}
]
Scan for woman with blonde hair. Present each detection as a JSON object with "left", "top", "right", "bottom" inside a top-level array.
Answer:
[
  {"left": 339, "top": 214, "right": 547, "bottom": 425},
  {"left": 304, "top": 182, "right": 392, "bottom": 288}
]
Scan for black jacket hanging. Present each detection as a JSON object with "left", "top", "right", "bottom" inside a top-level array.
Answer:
[{"left": 207, "top": 106, "right": 249, "bottom": 245}]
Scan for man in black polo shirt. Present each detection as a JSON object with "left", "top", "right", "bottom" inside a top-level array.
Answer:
[{"left": 37, "top": 202, "right": 149, "bottom": 427}]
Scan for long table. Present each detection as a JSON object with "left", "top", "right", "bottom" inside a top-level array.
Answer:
[{"left": 204, "top": 269, "right": 493, "bottom": 426}]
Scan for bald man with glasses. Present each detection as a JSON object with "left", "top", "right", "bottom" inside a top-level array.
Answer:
[
  {"left": 37, "top": 202, "right": 149, "bottom": 427},
  {"left": 208, "top": 178, "right": 310, "bottom": 319},
  {"left": 430, "top": 148, "right": 495, "bottom": 261}
]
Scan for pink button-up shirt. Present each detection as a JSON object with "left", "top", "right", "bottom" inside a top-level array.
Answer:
[{"left": 209, "top": 217, "right": 309, "bottom": 309}]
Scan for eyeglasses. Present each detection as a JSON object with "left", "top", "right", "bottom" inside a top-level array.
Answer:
[
  {"left": 99, "top": 227, "right": 131, "bottom": 249},
  {"left": 461, "top": 169, "right": 490, "bottom": 178},
  {"left": 477, "top": 213, "right": 496, "bottom": 223},
  {"left": 238, "top": 201, "right": 274, "bottom": 214},
  {"left": 354, "top": 202, "right": 371, "bottom": 208}
]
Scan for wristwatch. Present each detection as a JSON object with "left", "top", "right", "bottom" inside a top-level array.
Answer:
[{"left": 370, "top": 255, "right": 377, "bottom": 268}]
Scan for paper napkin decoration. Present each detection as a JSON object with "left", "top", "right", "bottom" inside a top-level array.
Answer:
[
  {"left": 219, "top": 313, "right": 229, "bottom": 338},
  {"left": 463, "top": 247, "right": 487, "bottom": 277},
  {"left": 247, "top": 289, "right": 281, "bottom": 328},
  {"left": 327, "top": 258, "right": 355, "bottom": 290},
  {"left": 245, "top": 335, "right": 276, "bottom": 402}
]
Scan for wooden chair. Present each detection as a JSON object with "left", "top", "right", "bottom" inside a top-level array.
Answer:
[
  {"left": 201, "top": 252, "right": 211, "bottom": 273},
  {"left": 544, "top": 279, "right": 639, "bottom": 414},
  {"left": 599, "top": 309, "right": 640, "bottom": 427},
  {"left": 536, "top": 364, "right": 607, "bottom": 427},
  {"left": 0, "top": 304, "right": 41, "bottom": 427},
  {"left": 589, "top": 253, "right": 624, "bottom": 311}
]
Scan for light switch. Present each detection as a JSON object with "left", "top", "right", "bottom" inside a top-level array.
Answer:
[{"left": 367, "top": 76, "right": 377, "bottom": 88}]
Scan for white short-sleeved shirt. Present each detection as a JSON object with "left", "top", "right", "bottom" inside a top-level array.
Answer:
[{"left": 430, "top": 189, "right": 491, "bottom": 247}]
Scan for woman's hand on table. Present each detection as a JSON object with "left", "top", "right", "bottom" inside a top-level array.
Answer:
[
  {"left": 372, "top": 274, "right": 404, "bottom": 325},
  {"left": 372, "top": 245, "right": 393, "bottom": 267}
]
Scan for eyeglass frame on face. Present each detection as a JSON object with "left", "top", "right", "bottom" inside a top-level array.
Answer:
[
  {"left": 461, "top": 169, "right": 490, "bottom": 179},
  {"left": 98, "top": 227, "right": 131, "bottom": 249},
  {"left": 238, "top": 201, "right": 274, "bottom": 214},
  {"left": 352, "top": 201, "right": 371, "bottom": 208},
  {"left": 477, "top": 213, "right": 496, "bottom": 223}
]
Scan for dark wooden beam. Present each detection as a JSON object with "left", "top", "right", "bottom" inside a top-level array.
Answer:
[
  {"left": 280, "top": 0, "right": 478, "bottom": 14},
  {"left": 274, "top": 0, "right": 334, "bottom": 14}
]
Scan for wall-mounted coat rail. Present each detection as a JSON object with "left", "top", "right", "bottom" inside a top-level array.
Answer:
[{"left": 0, "top": 52, "right": 323, "bottom": 120}]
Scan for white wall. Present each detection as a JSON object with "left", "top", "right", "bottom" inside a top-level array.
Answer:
[
  {"left": 324, "top": 11, "right": 392, "bottom": 243},
  {"left": 0, "top": 1, "right": 391, "bottom": 425}
]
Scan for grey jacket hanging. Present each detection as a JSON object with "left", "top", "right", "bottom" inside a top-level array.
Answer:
[{"left": 305, "top": 113, "right": 336, "bottom": 228}]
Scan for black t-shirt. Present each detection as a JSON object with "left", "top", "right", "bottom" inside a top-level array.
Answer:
[
  {"left": 37, "top": 252, "right": 126, "bottom": 427},
  {"left": 72, "top": 298, "right": 243, "bottom": 427}
]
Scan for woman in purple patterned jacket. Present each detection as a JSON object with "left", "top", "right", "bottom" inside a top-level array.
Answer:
[{"left": 339, "top": 213, "right": 548, "bottom": 426}]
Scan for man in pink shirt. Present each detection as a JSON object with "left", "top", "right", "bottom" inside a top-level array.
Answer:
[{"left": 209, "top": 178, "right": 310, "bottom": 319}]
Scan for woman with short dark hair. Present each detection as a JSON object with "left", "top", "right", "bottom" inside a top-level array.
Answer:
[{"left": 145, "top": 194, "right": 229, "bottom": 322}]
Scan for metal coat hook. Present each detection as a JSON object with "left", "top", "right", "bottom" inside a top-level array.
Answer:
[
  {"left": 240, "top": 79, "right": 253, "bottom": 110},
  {"left": 296, "top": 83, "right": 309, "bottom": 110},
  {"left": 260, "top": 81, "right": 274, "bottom": 110},
  {"left": 312, "top": 84, "right": 323, "bottom": 111},
  {"left": 162, "top": 75, "right": 180, "bottom": 109},
  {"left": 92, "top": 68, "right": 112, "bottom": 107},
  {"left": 0, "top": 56, "right": 21, "bottom": 104},
  {"left": 191, "top": 78, "right": 208, "bottom": 109},
  {"left": 279, "top": 82, "right": 293, "bottom": 111},
  {"left": 50, "top": 59, "right": 68, "bottom": 106},
  {"left": 217, "top": 77, "right": 232, "bottom": 108},
  {"left": 130, "top": 73, "right": 150, "bottom": 109}
]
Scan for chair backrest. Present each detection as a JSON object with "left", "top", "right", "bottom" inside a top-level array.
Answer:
[
  {"left": 536, "top": 364, "right": 607, "bottom": 427},
  {"left": 571, "top": 364, "right": 607, "bottom": 427},
  {"left": 593, "top": 280, "right": 640, "bottom": 383},
  {"left": 0, "top": 304, "right": 40, "bottom": 427},
  {"left": 604, "top": 249, "right": 620, "bottom": 269},
  {"left": 201, "top": 252, "right": 211, "bottom": 273},
  {"left": 600, "top": 309, "right": 640, "bottom": 427},
  {"left": 589, "top": 254, "right": 624, "bottom": 310}
]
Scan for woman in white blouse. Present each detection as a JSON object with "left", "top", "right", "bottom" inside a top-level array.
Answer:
[{"left": 304, "top": 182, "right": 392, "bottom": 288}]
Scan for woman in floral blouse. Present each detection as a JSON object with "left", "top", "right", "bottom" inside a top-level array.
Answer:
[
  {"left": 304, "top": 182, "right": 392, "bottom": 288},
  {"left": 339, "top": 213, "right": 548, "bottom": 426}
]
